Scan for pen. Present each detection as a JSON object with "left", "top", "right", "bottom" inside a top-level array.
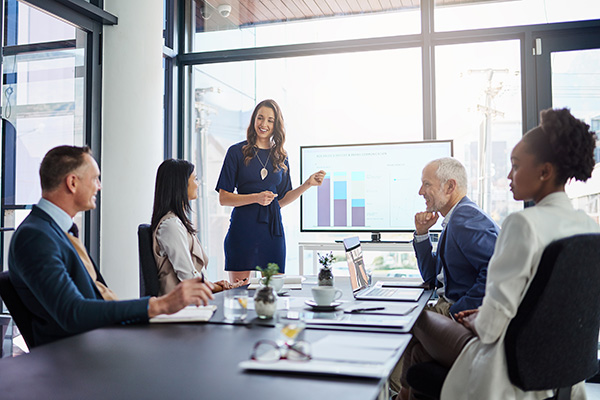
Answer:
[{"left": 347, "top": 307, "right": 385, "bottom": 313}]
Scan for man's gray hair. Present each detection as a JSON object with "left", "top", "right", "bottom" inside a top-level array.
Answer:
[{"left": 430, "top": 157, "right": 468, "bottom": 192}]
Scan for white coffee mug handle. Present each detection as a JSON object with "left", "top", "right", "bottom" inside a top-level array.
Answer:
[{"left": 334, "top": 289, "right": 343, "bottom": 301}]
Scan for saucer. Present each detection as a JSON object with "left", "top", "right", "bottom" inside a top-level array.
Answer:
[{"left": 304, "top": 299, "right": 342, "bottom": 311}]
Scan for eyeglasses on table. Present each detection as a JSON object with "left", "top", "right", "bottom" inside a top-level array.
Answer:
[{"left": 250, "top": 339, "right": 312, "bottom": 363}]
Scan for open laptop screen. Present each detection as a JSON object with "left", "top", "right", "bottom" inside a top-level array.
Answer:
[{"left": 343, "top": 237, "right": 370, "bottom": 293}]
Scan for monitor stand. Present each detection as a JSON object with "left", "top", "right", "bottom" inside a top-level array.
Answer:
[{"left": 335, "top": 232, "right": 411, "bottom": 244}]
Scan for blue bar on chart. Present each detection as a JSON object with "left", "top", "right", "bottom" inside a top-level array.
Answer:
[
  {"left": 351, "top": 171, "right": 365, "bottom": 226},
  {"left": 317, "top": 173, "right": 330, "bottom": 226},
  {"left": 333, "top": 172, "right": 347, "bottom": 226}
]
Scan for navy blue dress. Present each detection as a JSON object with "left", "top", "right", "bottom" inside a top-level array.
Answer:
[{"left": 215, "top": 141, "right": 292, "bottom": 272}]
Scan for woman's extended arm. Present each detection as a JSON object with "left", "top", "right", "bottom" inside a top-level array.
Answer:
[{"left": 279, "top": 170, "right": 325, "bottom": 208}]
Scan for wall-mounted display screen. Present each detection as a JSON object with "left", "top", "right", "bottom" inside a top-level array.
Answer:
[{"left": 300, "top": 140, "right": 454, "bottom": 233}]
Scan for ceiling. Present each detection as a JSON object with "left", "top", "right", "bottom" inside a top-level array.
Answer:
[{"left": 196, "top": 0, "right": 504, "bottom": 31}]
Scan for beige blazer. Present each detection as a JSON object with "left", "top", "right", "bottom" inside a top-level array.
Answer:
[{"left": 152, "top": 212, "right": 208, "bottom": 296}]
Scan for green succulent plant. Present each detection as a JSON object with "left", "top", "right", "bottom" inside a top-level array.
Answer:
[{"left": 256, "top": 263, "right": 280, "bottom": 287}]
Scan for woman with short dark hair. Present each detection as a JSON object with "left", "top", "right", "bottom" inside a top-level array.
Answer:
[{"left": 399, "top": 108, "right": 600, "bottom": 400}]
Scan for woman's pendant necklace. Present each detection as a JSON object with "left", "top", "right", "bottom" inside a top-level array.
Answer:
[{"left": 255, "top": 147, "right": 272, "bottom": 180}]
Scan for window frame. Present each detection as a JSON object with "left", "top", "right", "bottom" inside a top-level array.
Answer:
[
  {"left": 173, "top": 1, "right": 600, "bottom": 248},
  {"left": 0, "top": 0, "right": 116, "bottom": 264}
]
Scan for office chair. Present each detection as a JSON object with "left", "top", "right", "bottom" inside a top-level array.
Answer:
[
  {"left": 137, "top": 224, "right": 160, "bottom": 297},
  {"left": 0, "top": 271, "right": 36, "bottom": 349},
  {"left": 406, "top": 233, "right": 600, "bottom": 400}
]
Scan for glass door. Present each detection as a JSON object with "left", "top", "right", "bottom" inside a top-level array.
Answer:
[{"left": 534, "top": 27, "right": 600, "bottom": 224}]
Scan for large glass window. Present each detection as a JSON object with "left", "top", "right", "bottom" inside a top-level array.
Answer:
[
  {"left": 553, "top": 49, "right": 600, "bottom": 224},
  {"left": 435, "top": 39, "right": 523, "bottom": 225},
  {"left": 193, "top": 0, "right": 421, "bottom": 52},
  {"left": 183, "top": 1, "right": 600, "bottom": 281},
  {"left": 10, "top": 3, "right": 75, "bottom": 44},
  {"left": 188, "top": 48, "right": 423, "bottom": 279},
  {"left": 435, "top": 0, "right": 600, "bottom": 32},
  {"left": 2, "top": 0, "right": 86, "bottom": 267}
]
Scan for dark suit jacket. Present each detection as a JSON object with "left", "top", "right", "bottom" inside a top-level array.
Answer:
[
  {"left": 414, "top": 196, "right": 500, "bottom": 315},
  {"left": 8, "top": 206, "right": 149, "bottom": 347}
]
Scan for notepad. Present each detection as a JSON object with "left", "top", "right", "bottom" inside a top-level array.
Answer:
[
  {"left": 248, "top": 275, "right": 304, "bottom": 290},
  {"left": 149, "top": 305, "right": 217, "bottom": 323},
  {"left": 239, "top": 333, "right": 410, "bottom": 378},
  {"left": 341, "top": 301, "right": 417, "bottom": 316},
  {"left": 305, "top": 311, "right": 410, "bottom": 329}
]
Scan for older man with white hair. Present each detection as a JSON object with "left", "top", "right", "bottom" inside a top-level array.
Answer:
[
  {"left": 413, "top": 157, "right": 500, "bottom": 316},
  {"left": 390, "top": 157, "right": 500, "bottom": 397}
]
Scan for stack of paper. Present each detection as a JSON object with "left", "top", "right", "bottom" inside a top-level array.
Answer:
[{"left": 149, "top": 305, "right": 217, "bottom": 323}]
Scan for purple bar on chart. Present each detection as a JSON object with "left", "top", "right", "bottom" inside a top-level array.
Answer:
[
  {"left": 334, "top": 199, "right": 347, "bottom": 226},
  {"left": 352, "top": 207, "right": 365, "bottom": 226},
  {"left": 317, "top": 177, "right": 330, "bottom": 226}
]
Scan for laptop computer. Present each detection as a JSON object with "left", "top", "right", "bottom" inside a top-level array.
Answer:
[{"left": 343, "top": 236, "right": 424, "bottom": 302}]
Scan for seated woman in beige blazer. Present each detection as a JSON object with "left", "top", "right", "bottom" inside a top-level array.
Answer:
[{"left": 151, "top": 159, "right": 243, "bottom": 295}]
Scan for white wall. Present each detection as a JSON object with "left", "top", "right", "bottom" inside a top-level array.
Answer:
[{"left": 101, "top": 0, "right": 163, "bottom": 298}]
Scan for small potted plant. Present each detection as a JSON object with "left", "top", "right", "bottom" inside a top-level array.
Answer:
[
  {"left": 254, "top": 263, "right": 279, "bottom": 319},
  {"left": 317, "top": 251, "right": 335, "bottom": 286}
]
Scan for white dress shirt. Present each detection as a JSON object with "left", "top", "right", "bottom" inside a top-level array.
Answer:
[{"left": 37, "top": 198, "right": 73, "bottom": 233}]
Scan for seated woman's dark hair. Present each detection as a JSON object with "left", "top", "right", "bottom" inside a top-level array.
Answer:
[
  {"left": 522, "top": 108, "right": 597, "bottom": 185},
  {"left": 151, "top": 159, "right": 196, "bottom": 234}
]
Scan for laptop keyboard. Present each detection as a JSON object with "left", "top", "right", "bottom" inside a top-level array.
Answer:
[{"left": 364, "top": 288, "right": 397, "bottom": 297}]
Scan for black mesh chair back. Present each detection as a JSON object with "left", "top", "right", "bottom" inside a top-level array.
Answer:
[
  {"left": 407, "top": 233, "right": 600, "bottom": 400},
  {"left": 505, "top": 233, "right": 600, "bottom": 397},
  {"left": 0, "top": 271, "right": 36, "bottom": 348},
  {"left": 137, "top": 224, "right": 160, "bottom": 297}
]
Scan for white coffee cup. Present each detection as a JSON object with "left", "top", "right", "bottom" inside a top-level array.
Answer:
[
  {"left": 311, "top": 286, "right": 343, "bottom": 306},
  {"left": 263, "top": 275, "right": 285, "bottom": 293}
]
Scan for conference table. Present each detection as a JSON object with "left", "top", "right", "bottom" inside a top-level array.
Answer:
[{"left": 0, "top": 277, "right": 432, "bottom": 400}]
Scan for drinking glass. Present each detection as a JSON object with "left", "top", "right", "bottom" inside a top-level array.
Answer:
[
  {"left": 275, "top": 310, "right": 305, "bottom": 344},
  {"left": 223, "top": 289, "right": 248, "bottom": 322}
]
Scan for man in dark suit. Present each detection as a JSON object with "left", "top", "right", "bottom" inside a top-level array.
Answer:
[
  {"left": 413, "top": 157, "right": 500, "bottom": 316},
  {"left": 9, "top": 145, "right": 214, "bottom": 347},
  {"left": 390, "top": 157, "right": 500, "bottom": 397}
]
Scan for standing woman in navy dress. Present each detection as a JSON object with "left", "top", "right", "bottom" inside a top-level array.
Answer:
[{"left": 216, "top": 99, "right": 325, "bottom": 282}]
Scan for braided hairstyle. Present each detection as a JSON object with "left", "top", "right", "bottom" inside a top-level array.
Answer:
[{"left": 522, "top": 108, "right": 597, "bottom": 185}]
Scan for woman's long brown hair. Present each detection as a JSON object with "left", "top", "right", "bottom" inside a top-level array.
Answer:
[{"left": 242, "top": 99, "right": 288, "bottom": 172}]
